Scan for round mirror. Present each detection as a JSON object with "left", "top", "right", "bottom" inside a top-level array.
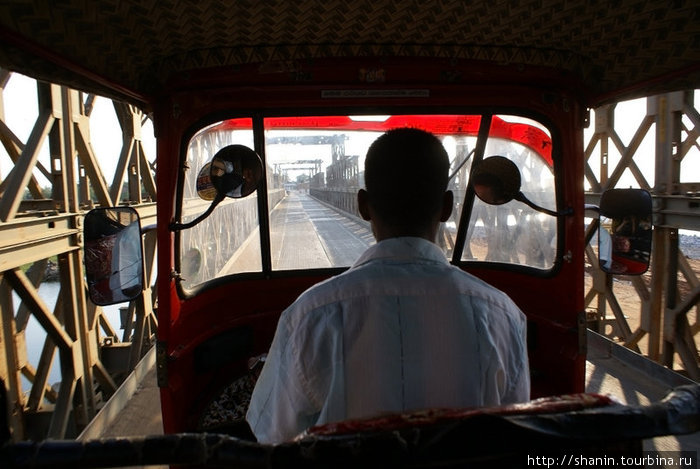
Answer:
[
  {"left": 470, "top": 156, "right": 522, "bottom": 205},
  {"left": 210, "top": 145, "right": 263, "bottom": 199},
  {"left": 196, "top": 162, "right": 216, "bottom": 201}
]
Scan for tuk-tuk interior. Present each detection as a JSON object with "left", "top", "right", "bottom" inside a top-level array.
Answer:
[
  {"left": 149, "top": 62, "right": 587, "bottom": 436},
  {"left": 76, "top": 76, "right": 694, "bottom": 462},
  {"left": 2, "top": 2, "right": 700, "bottom": 466}
]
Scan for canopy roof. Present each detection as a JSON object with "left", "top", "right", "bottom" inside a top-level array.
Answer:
[{"left": 1, "top": 0, "right": 699, "bottom": 109}]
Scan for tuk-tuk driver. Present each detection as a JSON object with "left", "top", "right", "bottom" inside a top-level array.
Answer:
[{"left": 246, "top": 128, "right": 530, "bottom": 444}]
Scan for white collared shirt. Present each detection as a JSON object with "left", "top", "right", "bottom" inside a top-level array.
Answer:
[{"left": 247, "top": 237, "right": 530, "bottom": 444}]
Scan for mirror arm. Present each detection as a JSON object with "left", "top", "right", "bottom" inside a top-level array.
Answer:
[
  {"left": 514, "top": 192, "right": 571, "bottom": 217},
  {"left": 169, "top": 193, "right": 225, "bottom": 232}
]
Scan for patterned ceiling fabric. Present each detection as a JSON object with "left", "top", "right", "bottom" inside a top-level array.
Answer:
[{"left": 0, "top": 0, "right": 699, "bottom": 107}]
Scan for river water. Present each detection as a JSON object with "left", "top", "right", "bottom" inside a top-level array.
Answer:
[{"left": 13, "top": 283, "right": 122, "bottom": 394}]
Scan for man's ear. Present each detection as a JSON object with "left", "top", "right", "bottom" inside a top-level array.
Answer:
[
  {"left": 439, "top": 190, "right": 454, "bottom": 222},
  {"left": 358, "top": 189, "right": 372, "bottom": 221}
]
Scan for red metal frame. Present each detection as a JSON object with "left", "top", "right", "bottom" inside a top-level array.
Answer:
[
  {"left": 215, "top": 114, "right": 553, "bottom": 165},
  {"left": 153, "top": 57, "right": 586, "bottom": 434}
]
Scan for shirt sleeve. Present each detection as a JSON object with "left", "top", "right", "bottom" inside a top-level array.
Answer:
[{"left": 246, "top": 308, "right": 318, "bottom": 444}]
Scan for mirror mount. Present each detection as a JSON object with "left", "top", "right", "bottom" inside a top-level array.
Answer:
[
  {"left": 169, "top": 145, "right": 263, "bottom": 232},
  {"left": 471, "top": 155, "right": 571, "bottom": 217},
  {"left": 513, "top": 192, "right": 571, "bottom": 217},
  {"left": 169, "top": 192, "right": 225, "bottom": 231}
]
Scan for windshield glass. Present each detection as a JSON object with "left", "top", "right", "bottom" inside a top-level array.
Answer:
[
  {"left": 178, "top": 114, "right": 556, "bottom": 289},
  {"left": 462, "top": 116, "right": 556, "bottom": 269}
]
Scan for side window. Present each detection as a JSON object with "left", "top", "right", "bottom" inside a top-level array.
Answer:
[
  {"left": 460, "top": 116, "right": 557, "bottom": 269},
  {"left": 179, "top": 119, "right": 261, "bottom": 289}
]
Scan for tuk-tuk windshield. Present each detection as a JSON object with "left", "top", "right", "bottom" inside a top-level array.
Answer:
[{"left": 178, "top": 114, "right": 556, "bottom": 290}]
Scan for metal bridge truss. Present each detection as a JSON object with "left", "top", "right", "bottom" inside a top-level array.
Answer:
[
  {"left": 273, "top": 160, "right": 324, "bottom": 180},
  {"left": 0, "top": 70, "right": 157, "bottom": 441},
  {"left": 0, "top": 68, "right": 698, "bottom": 442},
  {"left": 584, "top": 91, "right": 700, "bottom": 381}
]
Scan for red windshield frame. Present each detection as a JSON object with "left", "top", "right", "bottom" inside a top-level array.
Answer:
[{"left": 214, "top": 114, "right": 553, "bottom": 166}]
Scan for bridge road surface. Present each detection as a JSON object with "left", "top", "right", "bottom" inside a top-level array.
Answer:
[
  {"left": 268, "top": 191, "right": 374, "bottom": 269},
  {"left": 92, "top": 192, "right": 699, "bottom": 464},
  {"left": 222, "top": 191, "right": 374, "bottom": 272}
]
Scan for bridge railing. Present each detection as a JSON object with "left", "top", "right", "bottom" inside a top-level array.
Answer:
[
  {"left": 0, "top": 70, "right": 157, "bottom": 440},
  {"left": 309, "top": 187, "right": 359, "bottom": 218},
  {"left": 583, "top": 91, "right": 700, "bottom": 381}
]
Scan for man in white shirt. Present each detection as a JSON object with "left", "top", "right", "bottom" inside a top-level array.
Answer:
[{"left": 246, "top": 128, "right": 530, "bottom": 444}]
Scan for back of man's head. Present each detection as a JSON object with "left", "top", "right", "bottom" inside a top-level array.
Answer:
[{"left": 364, "top": 128, "right": 449, "bottom": 235}]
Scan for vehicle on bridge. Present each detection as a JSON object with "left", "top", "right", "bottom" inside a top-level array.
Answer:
[{"left": 1, "top": 1, "right": 699, "bottom": 467}]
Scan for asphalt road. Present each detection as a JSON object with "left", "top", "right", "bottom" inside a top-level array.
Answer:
[{"left": 269, "top": 191, "right": 374, "bottom": 270}]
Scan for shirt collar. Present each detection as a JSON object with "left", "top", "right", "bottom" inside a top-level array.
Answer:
[{"left": 351, "top": 237, "right": 449, "bottom": 269}]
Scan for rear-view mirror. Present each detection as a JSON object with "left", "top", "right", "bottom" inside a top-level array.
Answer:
[
  {"left": 171, "top": 145, "right": 263, "bottom": 231},
  {"left": 470, "top": 155, "right": 562, "bottom": 217},
  {"left": 84, "top": 207, "right": 144, "bottom": 305},
  {"left": 470, "top": 155, "right": 521, "bottom": 205},
  {"left": 209, "top": 145, "right": 263, "bottom": 199},
  {"left": 598, "top": 189, "right": 652, "bottom": 275}
]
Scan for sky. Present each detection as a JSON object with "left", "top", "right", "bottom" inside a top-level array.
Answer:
[
  {"left": 583, "top": 91, "right": 699, "bottom": 191},
  {"left": 0, "top": 73, "right": 156, "bottom": 186}
]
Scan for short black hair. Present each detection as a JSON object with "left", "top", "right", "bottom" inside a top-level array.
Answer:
[{"left": 364, "top": 128, "right": 449, "bottom": 232}]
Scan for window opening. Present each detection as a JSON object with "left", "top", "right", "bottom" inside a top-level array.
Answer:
[{"left": 177, "top": 113, "right": 556, "bottom": 290}]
